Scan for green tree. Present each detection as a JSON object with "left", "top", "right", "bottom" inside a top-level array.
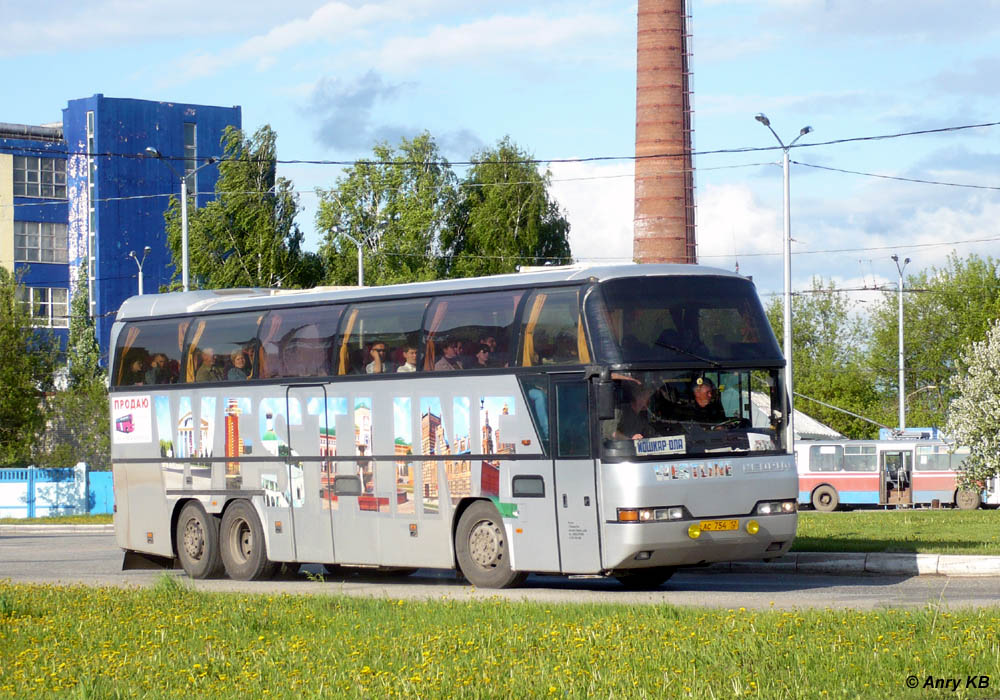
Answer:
[
  {"left": 944, "top": 319, "right": 1000, "bottom": 489},
  {"left": 0, "top": 268, "right": 58, "bottom": 466},
  {"left": 442, "top": 136, "right": 571, "bottom": 278},
  {"left": 39, "top": 266, "right": 110, "bottom": 470},
  {"left": 867, "top": 253, "right": 1000, "bottom": 429},
  {"left": 316, "top": 132, "right": 457, "bottom": 286},
  {"left": 767, "top": 278, "right": 882, "bottom": 438},
  {"left": 165, "top": 125, "right": 308, "bottom": 289}
]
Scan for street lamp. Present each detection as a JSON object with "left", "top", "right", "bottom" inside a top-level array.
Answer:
[
  {"left": 128, "top": 246, "right": 152, "bottom": 295},
  {"left": 754, "top": 113, "right": 813, "bottom": 453},
  {"left": 337, "top": 232, "right": 367, "bottom": 287},
  {"left": 891, "top": 254, "right": 911, "bottom": 430},
  {"left": 145, "top": 147, "right": 219, "bottom": 292}
]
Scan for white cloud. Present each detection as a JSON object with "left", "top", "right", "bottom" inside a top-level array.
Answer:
[
  {"left": 548, "top": 161, "right": 634, "bottom": 264},
  {"left": 696, "top": 183, "right": 782, "bottom": 264},
  {"left": 375, "top": 12, "right": 624, "bottom": 73}
]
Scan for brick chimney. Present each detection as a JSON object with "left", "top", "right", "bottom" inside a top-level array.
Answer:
[{"left": 634, "top": 0, "right": 696, "bottom": 263}]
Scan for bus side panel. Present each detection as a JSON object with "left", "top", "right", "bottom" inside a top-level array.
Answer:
[
  {"left": 797, "top": 473, "right": 880, "bottom": 505},
  {"left": 122, "top": 462, "right": 173, "bottom": 557},
  {"left": 912, "top": 471, "right": 957, "bottom": 505},
  {"left": 112, "top": 463, "right": 129, "bottom": 549}
]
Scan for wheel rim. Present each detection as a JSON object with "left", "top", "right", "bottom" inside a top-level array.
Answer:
[
  {"left": 231, "top": 517, "right": 253, "bottom": 565},
  {"left": 819, "top": 493, "right": 830, "bottom": 506},
  {"left": 468, "top": 518, "right": 503, "bottom": 569},
  {"left": 182, "top": 517, "right": 205, "bottom": 561}
]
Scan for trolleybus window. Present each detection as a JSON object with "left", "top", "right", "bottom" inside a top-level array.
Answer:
[
  {"left": 519, "top": 286, "right": 590, "bottom": 367},
  {"left": 258, "top": 305, "right": 342, "bottom": 379},
  {"left": 843, "top": 443, "right": 877, "bottom": 472},
  {"left": 809, "top": 444, "right": 843, "bottom": 471},
  {"left": 915, "top": 444, "right": 971, "bottom": 471}
]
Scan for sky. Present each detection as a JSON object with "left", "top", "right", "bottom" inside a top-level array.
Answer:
[{"left": 5, "top": 0, "right": 1000, "bottom": 303}]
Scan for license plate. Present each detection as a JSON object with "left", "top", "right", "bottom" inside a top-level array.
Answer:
[{"left": 700, "top": 519, "right": 738, "bottom": 532}]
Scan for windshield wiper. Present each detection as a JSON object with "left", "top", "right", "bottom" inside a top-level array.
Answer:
[{"left": 653, "top": 340, "right": 721, "bottom": 368}]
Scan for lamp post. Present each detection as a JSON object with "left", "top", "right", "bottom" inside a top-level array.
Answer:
[
  {"left": 145, "top": 147, "right": 219, "bottom": 292},
  {"left": 128, "top": 246, "right": 152, "bottom": 295},
  {"left": 891, "top": 254, "right": 911, "bottom": 430},
  {"left": 754, "top": 113, "right": 813, "bottom": 452},
  {"left": 337, "top": 232, "right": 366, "bottom": 287}
]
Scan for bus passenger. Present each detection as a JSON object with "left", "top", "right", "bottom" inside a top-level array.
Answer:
[
  {"left": 123, "top": 357, "right": 146, "bottom": 385},
  {"left": 434, "top": 338, "right": 463, "bottom": 371},
  {"left": 195, "top": 348, "right": 223, "bottom": 383},
  {"left": 228, "top": 350, "right": 249, "bottom": 381},
  {"left": 469, "top": 343, "right": 491, "bottom": 369},
  {"left": 397, "top": 346, "right": 418, "bottom": 373},
  {"left": 144, "top": 353, "right": 171, "bottom": 385},
  {"left": 615, "top": 382, "right": 655, "bottom": 440},
  {"left": 365, "top": 342, "right": 393, "bottom": 374}
]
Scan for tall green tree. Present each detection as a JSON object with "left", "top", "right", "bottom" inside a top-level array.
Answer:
[
  {"left": 165, "top": 125, "right": 308, "bottom": 289},
  {"left": 867, "top": 253, "right": 1000, "bottom": 429},
  {"left": 316, "top": 132, "right": 457, "bottom": 286},
  {"left": 767, "top": 278, "right": 882, "bottom": 438},
  {"left": 0, "top": 268, "right": 58, "bottom": 467},
  {"left": 442, "top": 136, "right": 571, "bottom": 278},
  {"left": 40, "top": 266, "right": 110, "bottom": 470}
]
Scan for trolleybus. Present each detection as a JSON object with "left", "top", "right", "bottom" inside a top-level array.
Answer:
[
  {"left": 109, "top": 264, "right": 798, "bottom": 588},
  {"left": 795, "top": 439, "right": 992, "bottom": 511}
]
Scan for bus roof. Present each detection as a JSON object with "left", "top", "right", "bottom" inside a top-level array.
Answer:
[{"left": 114, "top": 263, "right": 748, "bottom": 321}]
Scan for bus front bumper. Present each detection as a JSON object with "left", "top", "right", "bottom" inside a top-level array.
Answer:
[{"left": 602, "top": 513, "right": 797, "bottom": 571}]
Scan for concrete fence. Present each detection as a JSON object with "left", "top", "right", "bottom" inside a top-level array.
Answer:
[{"left": 0, "top": 465, "right": 113, "bottom": 517}]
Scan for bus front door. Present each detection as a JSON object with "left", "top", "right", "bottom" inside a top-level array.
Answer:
[
  {"left": 881, "top": 450, "right": 913, "bottom": 506},
  {"left": 551, "top": 377, "right": 602, "bottom": 574},
  {"left": 285, "top": 386, "right": 336, "bottom": 565}
]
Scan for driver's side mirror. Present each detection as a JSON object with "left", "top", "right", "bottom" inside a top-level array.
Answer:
[{"left": 596, "top": 379, "right": 616, "bottom": 420}]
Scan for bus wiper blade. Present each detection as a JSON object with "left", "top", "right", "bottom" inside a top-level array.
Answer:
[{"left": 653, "top": 340, "right": 721, "bottom": 368}]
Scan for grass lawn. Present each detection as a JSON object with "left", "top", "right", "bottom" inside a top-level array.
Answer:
[
  {"left": 0, "top": 514, "right": 112, "bottom": 525},
  {"left": 0, "top": 578, "right": 998, "bottom": 698},
  {"left": 793, "top": 510, "right": 1000, "bottom": 555}
]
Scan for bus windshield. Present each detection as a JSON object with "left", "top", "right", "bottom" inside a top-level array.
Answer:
[
  {"left": 586, "top": 276, "right": 781, "bottom": 365},
  {"left": 600, "top": 368, "right": 787, "bottom": 459}
]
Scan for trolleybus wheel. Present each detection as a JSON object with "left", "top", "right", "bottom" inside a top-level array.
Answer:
[
  {"left": 455, "top": 501, "right": 527, "bottom": 589},
  {"left": 811, "top": 485, "right": 839, "bottom": 512},
  {"left": 219, "top": 500, "right": 277, "bottom": 581},
  {"left": 614, "top": 567, "right": 676, "bottom": 590},
  {"left": 955, "top": 489, "right": 982, "bottom": 510},
  {"left": 175, "top": 501, "right": 223, "bottom": 579}
]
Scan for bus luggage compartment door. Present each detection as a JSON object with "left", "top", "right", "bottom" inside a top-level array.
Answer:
[{"left": 552, "top": 379, "right": 602, "bottom": 574}]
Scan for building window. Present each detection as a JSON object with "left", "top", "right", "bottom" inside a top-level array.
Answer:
[
  {"left": 14, "top": 221, "right": 69, "bottom": 263},
  {"left": 17, "top": 286, "right": 69, "bottom": 328},
  {"left": 184, "top": 123, "right": 197, "bottom": 193},
  {"left": 13, "top": 157, "right": 67, "bottom": 198}
]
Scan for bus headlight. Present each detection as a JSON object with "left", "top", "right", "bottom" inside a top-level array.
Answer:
[{"left": 755, "top": 500, "right": 797, "bottom": 515}]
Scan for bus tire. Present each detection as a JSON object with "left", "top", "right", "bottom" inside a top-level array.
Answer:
[
  {"left": 219, "top": 500, "right": 277, "bottom": 581},
  {"left": 955, "top": 489, "right": 982, "bottom": 510},
  {"left": 455, "top": 501, "right": 527, "bottom": 589},
  {"left": 175, "top": 501, "right": 223, "bottom": 579},
  {"left": 811, "top": 485, "right": 839, "bottom": 512},
  {"left": 615, "top": 567, "right": 675, "bottom": 590}
]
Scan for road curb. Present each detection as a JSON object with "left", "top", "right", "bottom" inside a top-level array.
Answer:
[
  {"left": 0, "top": 523, "right": 114, "bottom": 535},
  {"left": 4, "top": 527, "right": 1000, "bottom": 577},
  {"left": 710, "top": 552, "right": 1000, "bottom": 577}
]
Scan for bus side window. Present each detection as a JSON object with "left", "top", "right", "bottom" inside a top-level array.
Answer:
[
  {"left": 423, "top": 290, "right": 524, "bottom": 371},
  {"left": 555, "top": 382, "right": 590, "bottom": 457},
  {"left": 519, "top": 375, "right": 550, "bottom": 455},
  {"left": 258, "top": 305, "right": 342, "bottom": 379},
  {"left": 519, "top": 287, "right": 590, "bottom": 367},
  {"left": 112, "top": 320, "right": 184, "bottom": 387}
]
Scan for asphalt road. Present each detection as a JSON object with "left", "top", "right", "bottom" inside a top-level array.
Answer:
[{"left": 3, "top": 532, "right": 1000, "bottom": 609}]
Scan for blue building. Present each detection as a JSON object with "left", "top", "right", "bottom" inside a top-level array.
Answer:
[{"left": 0, "top": 95, "right": 241, "bottom": 361}]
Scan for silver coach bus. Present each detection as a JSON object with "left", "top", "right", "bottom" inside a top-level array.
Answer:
[{"left": 109, "top": 264, "right": 797, "bottom": 589}]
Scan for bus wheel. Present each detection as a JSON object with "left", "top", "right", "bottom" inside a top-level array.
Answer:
[
  {"left": 615, "top": 567, "right": 675, "bottom": 590},
  {"left": 220, "top": 500, "right": 277, "bottom": 581},
  {"left": 175, "top": 501, "right": 223, "bottom": 579},
  {"left": 812, "top": 485, "right": 839, "bottom": 512},
  {"left": 956, "top": 489, "right": 982, "bottom": 510},
  {"left": 455, "top": 501, "right": 527, "bottom": 589}
]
